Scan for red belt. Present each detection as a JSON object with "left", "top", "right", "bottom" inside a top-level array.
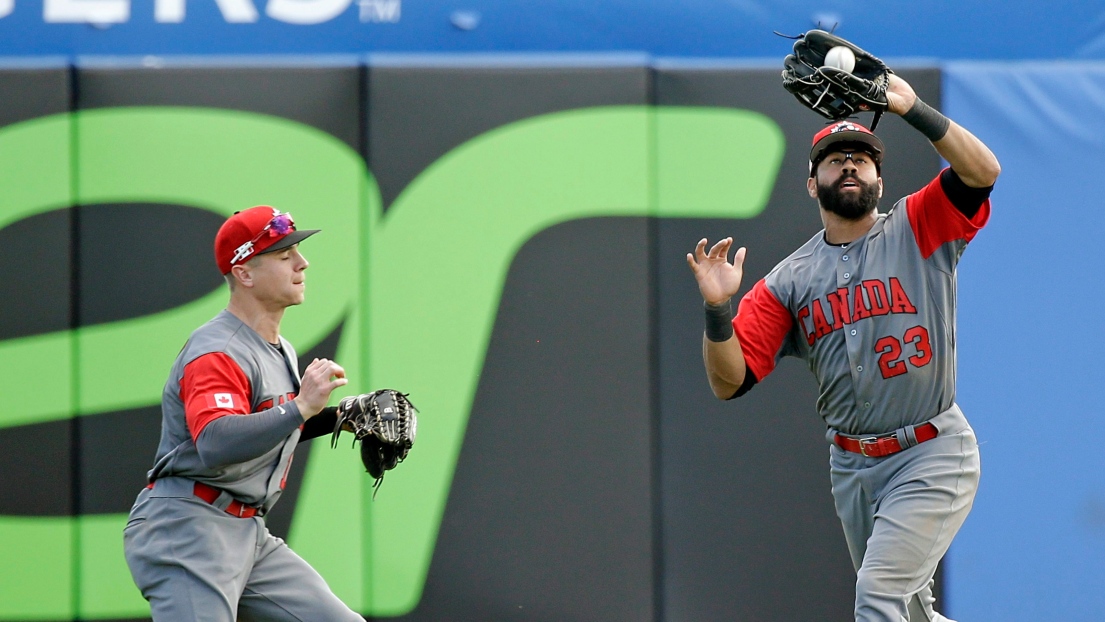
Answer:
[
  {"left": 193, "top": 482, "right": 260, "bottom": 518},
  {"left": 145, "top": 481, "right": 260, "bottom": 518},
  {"left": 834, "top": 422, "right": 938, "bottom": 458}
]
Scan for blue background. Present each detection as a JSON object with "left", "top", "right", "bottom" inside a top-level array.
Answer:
[
  {"left": 0, "top": 0, "right": 1102, "bottom": 59},
  {"left": 946, "top": 62, "right": 1105, "bottom": 620}
]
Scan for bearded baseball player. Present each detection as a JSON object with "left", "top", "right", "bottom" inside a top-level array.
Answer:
[
  {"left": 687, "top": 72, "right": 1000, "bottom": 621},
  {"left": 123, "top": 206, "right": 364, "bottom": 621}
]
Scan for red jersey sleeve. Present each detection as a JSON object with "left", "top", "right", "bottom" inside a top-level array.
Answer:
[
  {"left": 733, "top": 279, "right": 794, "bottom": 382},
  {"left": 906, "top": 167, "right": 991, "bottom": 259},
  {"left": 180, "top": 352, "right": 253, "bottom": 442}
]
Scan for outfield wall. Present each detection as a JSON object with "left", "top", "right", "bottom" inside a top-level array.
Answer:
[{"left": 0, "top": 58, "right": 942, "bottom": 621}]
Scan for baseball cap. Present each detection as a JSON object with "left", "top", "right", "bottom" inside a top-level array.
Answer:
[
  {"left": 214, "top": 205, "right": 320, "bottom": 274},
  {"left": 809, "top": 120, "right": 885, "bottom": 177}
]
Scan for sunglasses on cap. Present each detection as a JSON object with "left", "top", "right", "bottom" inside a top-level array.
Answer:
[{"left": 230, "top": 211, "right": 296, "bottom": 266}]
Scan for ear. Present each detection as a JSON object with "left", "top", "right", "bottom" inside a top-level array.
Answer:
[
  {"left": 807, "top": 176, "right": 818, "bottom": 199},
  {"left": 230, "top": 264, "right": 254, "bottom": 289},
  {"left": 877, "top": 177, "right": 884, "bottom": 200}
]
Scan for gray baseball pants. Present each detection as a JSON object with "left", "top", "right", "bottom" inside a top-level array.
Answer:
[
  {"left": 829, "top": 404, "right": 981, "bottom": 622},
  {"left": 123, "top": 481, "right": 363, "bottom": 622}
]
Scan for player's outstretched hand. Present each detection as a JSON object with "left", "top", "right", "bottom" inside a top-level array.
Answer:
[
  {"left": 295, "top": 358, "right": 348, "bottom": 420},
  {"left": 686, "top": 237, "right": 747, "bottom": 306}
]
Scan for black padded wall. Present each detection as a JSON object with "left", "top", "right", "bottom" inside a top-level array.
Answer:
[
  {"left": 0, "top": 59, "right": 944, "bottom": 622},
  {"left": 367, "top": 61, "right": 657, "bottom": 622},
  {"left": 0, "top": 66, "right": 74, "bottom": 518}
]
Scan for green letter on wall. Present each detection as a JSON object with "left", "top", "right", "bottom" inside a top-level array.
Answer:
[{"left": 0, "top": 105, "right": 783, "bottom": 619}]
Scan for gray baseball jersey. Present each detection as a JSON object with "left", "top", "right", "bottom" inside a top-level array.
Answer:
[
  {"left": 733, "top": 171, "right": 989, "bottom": 436},
  {"left": 124, "top": 310, "right": 361, "bottom": 621},
  {"left": 146, "top": 308, "right": 304, "bottom": 512},
  {"left": 728, "top": 169, "right": 991, "bottom": 621}
]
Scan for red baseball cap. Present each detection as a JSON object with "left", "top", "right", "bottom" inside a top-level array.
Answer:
[
  {"left": 214, "top": 205, "right": 320, "bottom": 274},
  {"left": 809, "top": 120, "right": 885, "bottom": 176}
]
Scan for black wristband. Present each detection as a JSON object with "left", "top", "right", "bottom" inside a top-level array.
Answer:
[
  {"left": 704, "top": 300, "right": 735, "bottom": 342},
  {"left": 902, "top": 98, "right": 950, "bottom": 143}
]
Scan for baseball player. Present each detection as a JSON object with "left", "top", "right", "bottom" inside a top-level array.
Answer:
[
  {"left": 687, "top": 73, "right": 1000, "bottom": 621},
  {"left": 123, "top": 206, "right": 363, "bottom": 621}
]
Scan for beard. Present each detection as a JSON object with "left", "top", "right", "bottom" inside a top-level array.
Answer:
[{"left": 816, "top": 174, "right": 879, "bottom": 220}]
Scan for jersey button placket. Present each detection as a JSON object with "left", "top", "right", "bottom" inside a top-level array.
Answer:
[
  {"left": 843, "top": 249, "right": 857, "bottom": 339},
  {"left": 839, "top": 245, "right": 854, "bottom": 283}
]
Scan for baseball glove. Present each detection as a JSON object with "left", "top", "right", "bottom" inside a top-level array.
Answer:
[
  {"left": 781, "top": 29, "right": 893, "bottom": 130},
  {"left": 331, "top": 389, "right": 418, "bottom": 496}
]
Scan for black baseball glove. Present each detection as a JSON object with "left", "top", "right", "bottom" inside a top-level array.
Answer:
[
  {"left": 781, "top": 29, "right": 893, "bottom": 129},
  {"left": 332, "top": 389, "right": 418, "bottom": 496}
]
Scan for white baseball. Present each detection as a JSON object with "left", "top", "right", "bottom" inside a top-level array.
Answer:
[{"left": 824, "top": 46, "right": 856, "bottom": 74}]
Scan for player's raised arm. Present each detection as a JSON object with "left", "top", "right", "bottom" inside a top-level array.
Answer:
[
  {"left": 686, "top": 237, "right": 748, "bottom": 400},
  {"left": 885, "top": 74, "right": 1001, "bottom": 189}
]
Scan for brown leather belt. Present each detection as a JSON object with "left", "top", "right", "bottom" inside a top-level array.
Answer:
[{"left": 834, "top": 422, "right": 938, "bottom": 458}]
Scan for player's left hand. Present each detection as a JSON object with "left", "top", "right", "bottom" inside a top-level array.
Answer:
[{"left": 885, "top": 74, "right": 918, "bottom": 116}]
